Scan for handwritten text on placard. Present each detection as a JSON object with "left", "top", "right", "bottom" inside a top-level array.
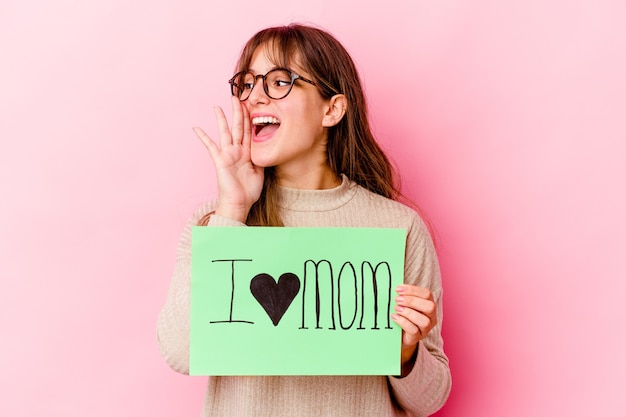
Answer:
[{"left": 190, "top": 227, "right": 406, "bottom": 376}]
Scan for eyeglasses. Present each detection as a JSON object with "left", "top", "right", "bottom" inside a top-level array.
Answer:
[{"left": 228, "top": 68, "right": 317, "bottom": 101}]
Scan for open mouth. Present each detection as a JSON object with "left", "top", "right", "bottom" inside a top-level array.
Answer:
[{"left": 252, "top": 116, "right": 281, "bottom": 137}]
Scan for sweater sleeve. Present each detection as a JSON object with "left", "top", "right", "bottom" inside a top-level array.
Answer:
[
  {"left": 156, "top": 202, "right": 246, "bottom": 374},
  {"left": 387, "top": 214, "right": 452, "bottom": 416}
]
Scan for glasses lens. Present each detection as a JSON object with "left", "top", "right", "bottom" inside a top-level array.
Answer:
[
  {"left": 230, "top": 72, "right": 254, "bottom": 100},
  {"left": 239, "top": 72, "right": 256, "bottom": 100},
  {"left": 265, "top": 69, "right": 294, "bottom": 99}
]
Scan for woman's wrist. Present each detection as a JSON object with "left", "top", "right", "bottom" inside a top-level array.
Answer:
[
  {"left": 214, "top": 203, "right": 250, "bottom": 223},
  {"left": 399, "top": 343, "right": 419, "bottom": 377}
]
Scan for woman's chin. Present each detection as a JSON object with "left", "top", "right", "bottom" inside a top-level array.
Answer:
[{"left": 250, "top": 152, "right": 273, "bottom": 168}]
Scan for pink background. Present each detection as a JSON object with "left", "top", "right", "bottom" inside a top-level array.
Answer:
[{"left": 1, "top": 1, "right": 625, "bottom": 416}]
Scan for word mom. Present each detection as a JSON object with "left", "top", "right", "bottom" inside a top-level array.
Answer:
[{"left": 209, "top": 258, "right": 396, "bottom": 330}]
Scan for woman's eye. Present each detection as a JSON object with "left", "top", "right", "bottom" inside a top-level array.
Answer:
[
  {"left": 273, "top": 79, "right": 291, "bottom": 88},
  {"left": 242, "top": 82, "right": 255, "bottom": 90}
]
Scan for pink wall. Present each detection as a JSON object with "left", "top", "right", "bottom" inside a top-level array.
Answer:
[{"left": 1, "top": 1, "right": 625, "bottom": 416}]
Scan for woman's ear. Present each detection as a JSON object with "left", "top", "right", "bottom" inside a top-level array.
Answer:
[{"left": 322, "top": 94, "right": 347, "bottom": 127}]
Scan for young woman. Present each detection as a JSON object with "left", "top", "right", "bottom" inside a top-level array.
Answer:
[{"left": 157, "top": 23, "right": 451, "bottom": 416}]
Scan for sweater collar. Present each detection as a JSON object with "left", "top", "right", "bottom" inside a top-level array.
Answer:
[{"left": 277, "top": 174, "right": 358, "bottom": 212}]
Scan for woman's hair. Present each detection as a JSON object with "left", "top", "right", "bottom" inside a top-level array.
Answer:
[{"left": 199, "top": 23, "right": 400, "bottom": 227}]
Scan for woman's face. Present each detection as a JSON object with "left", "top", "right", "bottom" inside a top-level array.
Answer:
[{"left": 243, "top": 45, "right": 333, "bottom": 183}]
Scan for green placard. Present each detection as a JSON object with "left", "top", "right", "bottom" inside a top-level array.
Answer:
[{"left": 190, "top": 227, "right": 406, "bottom": 376}]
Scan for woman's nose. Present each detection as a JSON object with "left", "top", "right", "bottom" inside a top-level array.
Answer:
[{"left": 247, "top": 77, "right": 269, "bottom": 104}]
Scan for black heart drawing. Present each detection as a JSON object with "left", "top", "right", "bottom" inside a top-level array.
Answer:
[{"left": 250, "top": 273, "right": 301, "bottom": 326}]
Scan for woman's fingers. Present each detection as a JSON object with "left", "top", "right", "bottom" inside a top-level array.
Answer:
[
  {"left": 391, "top": 312, "right": 423, "bottom": 343},
  {"left": 393, "top": 304, "right": 432, "bottom": 337},
  {"left": 230, "top": 96, "right": 244, "bottom": 145},
  {"left": 241, "top": 104, "right": 252, "bottom": 149},
  {"left": 207, "top": 99, "right": 251, "bottom": 150},
  {"left": 396, "top": 285, "right": 434, "bottom": 301},
  {"left": 193, "top": 127, "right": 219, "bottom": 159},
  {"left": 214, "top": 106, "right": 233, "bottom": 149},
  {"left": 392, "top": 285, "right": 438, "bottom": 345},
  {"left": 231, "top": 97, "right": 252, "bottom": 148},
  {"left": 193, "top": 102, "right": 255, "bottom": 183}
]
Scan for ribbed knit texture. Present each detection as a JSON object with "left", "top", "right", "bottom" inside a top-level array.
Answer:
[{"left": 157, "top": 176, "right": 451, "bottom": 417}]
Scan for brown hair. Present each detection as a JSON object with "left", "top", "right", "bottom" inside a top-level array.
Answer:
[{"left": 200, "top": 24, "right": 400, "bottom": 227}]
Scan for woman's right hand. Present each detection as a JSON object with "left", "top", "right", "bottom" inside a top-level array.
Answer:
[{"left": 193, "top": 96, "right": 264, "bottom": 223}]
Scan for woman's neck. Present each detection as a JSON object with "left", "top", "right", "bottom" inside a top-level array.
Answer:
[{"left": 275, "top": 164, "right": 341, "bottom": 190}]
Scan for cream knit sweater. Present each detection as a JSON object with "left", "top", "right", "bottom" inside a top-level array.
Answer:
[{"left": 157, "top": 176, "right": 451, "bottom": 416}]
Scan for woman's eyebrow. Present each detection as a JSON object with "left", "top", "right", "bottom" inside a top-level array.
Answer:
[{"left": 247, "top": 65, "right": 283, "bottom": 75}]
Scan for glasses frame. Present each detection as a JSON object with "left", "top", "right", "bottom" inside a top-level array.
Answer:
[{"left": 228, "top": 68, "right": 317, "bottom": 101}]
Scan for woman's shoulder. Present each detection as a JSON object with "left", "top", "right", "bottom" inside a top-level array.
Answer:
[
  {"left": 190, "top": 199, "right": 219, "bottom": 224},
  {"left": 349, "top": 182, "right": 430, "bottom": 232},
  {"left": 349, "top": 181, "right": 417, "bottom": 216}
]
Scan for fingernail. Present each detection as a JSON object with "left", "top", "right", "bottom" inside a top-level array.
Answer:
[
  {"left": 395, "top": 305, "right": 404, "bottom": 312},
  {"left": 396, "top": 285, "right": 405, "bottom": 293},
  {"left": 396, "top": 296, "right": 405, "bottom": 303}
]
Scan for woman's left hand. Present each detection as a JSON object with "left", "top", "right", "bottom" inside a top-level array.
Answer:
[{"left": 392, "top": 285, "right": 438, "bottom": 371}]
